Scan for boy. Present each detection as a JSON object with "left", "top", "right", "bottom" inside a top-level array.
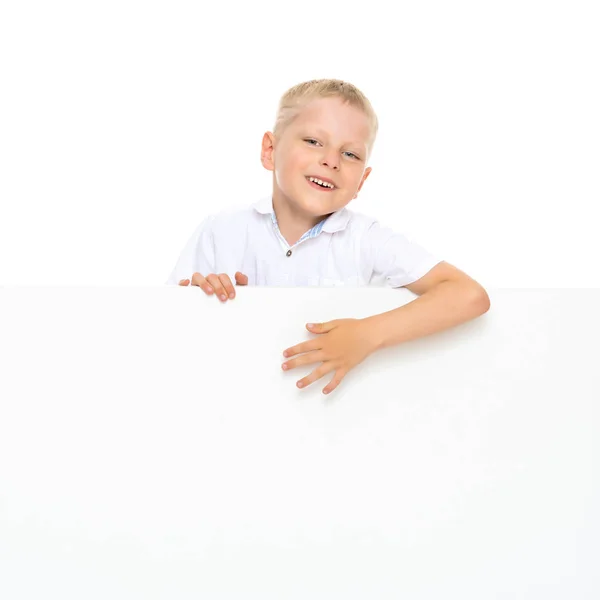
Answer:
[{"left": 167, "top": 79, "right": 490, "bottom": 394}]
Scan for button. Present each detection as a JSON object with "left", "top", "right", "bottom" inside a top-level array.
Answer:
[{"left": 286, "top": 249, "right": 292, "bottom": 257}]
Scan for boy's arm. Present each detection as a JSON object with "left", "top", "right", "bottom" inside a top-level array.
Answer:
[
  {"left": 282, "top": 261, "right": 490, "bottom": 395},
  {"left": 364, "top": 261, "right": 490, "bottom": 351}
]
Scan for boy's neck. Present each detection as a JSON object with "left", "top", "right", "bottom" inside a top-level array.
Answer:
[{"left": 272, "top": 193, "right": 331, "bottom": 247}]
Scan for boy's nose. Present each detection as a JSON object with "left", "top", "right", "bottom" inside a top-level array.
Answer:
[{"left": 320, "top": 153, "right": 340, "bottom": 170}]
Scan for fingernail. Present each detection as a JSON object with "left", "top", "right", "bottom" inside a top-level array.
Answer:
[
  {"left": 229, "top": 293, "right": 235, "bottom": 299},
  {"left": 221, "top": 294, "right": 226, "bottom": 300}
]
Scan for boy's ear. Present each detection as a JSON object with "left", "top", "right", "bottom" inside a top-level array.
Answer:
[
  {"left": 354, "top": 166, "right": 372, "bottom": 198},
  {"left": 261, "top": 132, "right": 276, "bottom": 171}
]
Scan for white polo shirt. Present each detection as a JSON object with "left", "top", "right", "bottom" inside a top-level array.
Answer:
[{"left": 166, "top": 196, "right": 442, "bottom": 288}]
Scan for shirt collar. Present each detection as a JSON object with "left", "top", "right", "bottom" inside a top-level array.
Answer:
[{"left": 251, "top": 195, "right": 351, "bottom": 233}]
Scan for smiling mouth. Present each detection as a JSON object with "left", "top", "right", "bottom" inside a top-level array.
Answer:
[{"left": 306, "top": 176, "right": 336, "bottom": 191}]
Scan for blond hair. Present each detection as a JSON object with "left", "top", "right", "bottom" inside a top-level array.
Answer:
[{"left": 272, "top": 79, "right": 378, "bottom": 158}]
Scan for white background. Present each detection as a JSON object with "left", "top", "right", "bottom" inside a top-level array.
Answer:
[
  {"left": 1, "top": 0, "right": 598, "bottom": 289},
  {"left": 2, "top": 3, "right": 599, "bottom": 596}
]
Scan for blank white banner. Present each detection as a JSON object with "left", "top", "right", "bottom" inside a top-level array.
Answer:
[{"left": 1, "top": 286, "right": 599, "bottom": 598}]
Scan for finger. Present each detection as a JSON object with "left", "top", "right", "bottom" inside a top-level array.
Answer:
[
  {"left": 206, "top": 273, "right": 228, "bottom": 302},
  {"left": 219, "top": 274, "right": 236, "bottom": 300},
  {"left": 282, "top": 350, "right": 326, "bottom": 371},
  {"left": 235, "top": 271, "right": 248, "bottom": 286},
  {"left": 190, "top": 272, "right": 214, "bottom": 295},
  {"left": 178, "top": 279, "right": 190, "bottom": 286},
  {"left": 283, "top": 339, "right": 321, "bottom": 359},
  {"left": 307, "top": 320, "right": 337, "bottom": 333},
  {"left": 323, "top": 369, "right": 346, "bottom": 395},
  {"left": 296, "top": 363, "right": 334, "bottom": 389}
]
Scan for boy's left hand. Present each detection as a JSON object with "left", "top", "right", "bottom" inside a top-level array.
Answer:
[{"left": 281, "top": 318, "right": 378, "bottom": 395}]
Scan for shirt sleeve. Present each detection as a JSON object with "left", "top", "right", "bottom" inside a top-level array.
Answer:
[
  {"left": 164, "top": 217, "right": 217, "bottom": 285},
  {"left": 364, "top": 220, "right": 443, "bottom": 288}
]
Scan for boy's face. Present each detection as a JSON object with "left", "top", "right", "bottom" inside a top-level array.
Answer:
[{"left": 261, "top": 96, "right": 373, "bottom": 224}]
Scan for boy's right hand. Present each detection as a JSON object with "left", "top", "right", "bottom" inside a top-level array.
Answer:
[{"left": 178, "top": 271, "right": 248, "bottom": 302}]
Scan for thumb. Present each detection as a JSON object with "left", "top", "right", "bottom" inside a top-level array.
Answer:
[
  {"left": 307, "top": 320, "right": 336, "bottom": 333},
  {"left": 235, "top": 271, "right": 248, "bottom": 286}
]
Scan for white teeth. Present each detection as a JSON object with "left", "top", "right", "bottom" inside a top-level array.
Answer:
[{"left": 308, "top": 176, "right": 334, "bottom": 189}]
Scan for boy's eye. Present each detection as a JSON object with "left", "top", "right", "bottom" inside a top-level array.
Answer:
[{"left": 304, "top": 139, "right": 360, "bottom": 160}]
